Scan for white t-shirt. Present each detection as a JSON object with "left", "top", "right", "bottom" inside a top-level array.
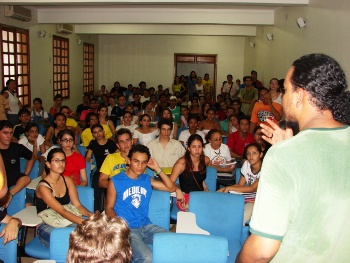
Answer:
[
  {"left": 31, "top": 109, "right": 49, "bottom": 119},
  {"left": 18, "top": 134, "right": 45, "bottom": 153},
  {"left": 133, "top": 129, "right": 159, "bottom": 146},
  {"left": 222, "top": 82, "right": 239, "bottom": 98},
  {"left": 240, "top": 155, "right": 261, "bottom": 200},
  {"left": 203, "top": 143, "right": 231, "bottom": 165},
  {"left": 116, "top": 124, "right": 139, "bottom": 134},
  {"left": 241, "top": 160, "right": 260, "bottom": 186},
  {"left": 178, "top": 130, "right": 206, "bottom": 148}
]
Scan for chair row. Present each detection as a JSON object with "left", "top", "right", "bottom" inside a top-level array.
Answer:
[{"left": 18, "top": 190, "right": 249, "bottom": 263}]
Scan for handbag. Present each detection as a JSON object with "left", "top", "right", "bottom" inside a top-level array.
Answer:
[
  {"left": 176, "top": 193, "right": 190, "bottom": 212},
  {"left": 176, "top": 171, "right": 204, "bottom": 212},
  {"left": 38, "top": 204, "right": 82, "bottom": 228}
]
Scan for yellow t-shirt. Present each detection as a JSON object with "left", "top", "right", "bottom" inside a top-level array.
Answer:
[
  {"left": 202, "top": 79, "right": 213, "bottom": 93},
  {"left": 81, "top": 124, "right": 113, "bottom": 147},
  {"left": 99, "top": 152, "right": 127, "bottom": 178}
]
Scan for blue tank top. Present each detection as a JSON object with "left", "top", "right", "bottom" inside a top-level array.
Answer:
[{"left": 111, "top": 171, "right": 152, "bottom": 228}]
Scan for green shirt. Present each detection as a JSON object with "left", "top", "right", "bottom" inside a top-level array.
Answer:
[
  {"left": 220, "top": 119, "right": 229, "bottom": 133},
  {"left": 238, "top": 87, "right": 258, "bottom": 115},
  {"left": 169, "top": 106, "right": 181, "bottom": 126},
  {"left": 250, "top": 126, "right": 350, "bottom": 262}
]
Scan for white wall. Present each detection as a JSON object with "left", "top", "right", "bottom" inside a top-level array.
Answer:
[
  {"left": 98, "top": 35, "right": 245, "bottom": 95},
  {"left": 243, "top": 0, "right": 350, "bottom": 87}
]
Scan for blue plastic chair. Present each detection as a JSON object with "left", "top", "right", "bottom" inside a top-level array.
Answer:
[
  {"left": 0, "top": 224, "right": 18, "bottom": 263},
  {"left": 20, "top": 159, "right": 40, "bottom": 180},
  {"left": 7, "top": 186, "right": 26, "bottom": 216},
  {"left": 188, "top": 192, "right": 245, "bottom": 262},
  {"left": 148, "top": 190, "right": 171, "bottom": 231},
  {"left": 205, "top": 166, "right": 217, "bottom": 192},
  {"left": 20, "top": 158, "right": 40, "bottom": 200},
  {"left": 153, "top": 232, "right": 228, "bottom": 263},
  {"left": 177, "top": 126, "right": 187, "bottom": 139},
  {"left": 170, "top": 166, "right": 217, "bottom": 221},
  {"left": 235, "top": 167, "right": 241, "bottom": 184},
  {"left": 50, "top": 227, "right": 75, "bottom": 263},
  {"left": 85, "top": 161, "right": 92, "bottom": 187},
  {"left": 76, "top": 186, "right": 94, "bottom": 212},
  {"left": 76, "top": 145, "right": 86, "bottom": 157}
]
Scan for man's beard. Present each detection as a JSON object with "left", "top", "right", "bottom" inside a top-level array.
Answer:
[{"left": 284, "top": 120, "right": 300, "bottom": 136}]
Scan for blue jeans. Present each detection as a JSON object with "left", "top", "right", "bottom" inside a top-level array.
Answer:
[
  {"left": 36, "top": 223, "right": 77, "bottom": 247},
  {"left": 130, "top": 224, "right": 167, "bottom": 263}
]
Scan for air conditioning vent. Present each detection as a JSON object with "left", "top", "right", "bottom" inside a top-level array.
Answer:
[
  {"left": 56, "top": 24, "right": 74, "bottom": 34},
  {"left": 4, "top": 5, "right": 32, "bottom": 22}
]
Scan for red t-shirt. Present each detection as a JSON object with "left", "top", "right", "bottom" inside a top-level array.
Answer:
[
  {"left": 62, "top": 152, "right": 86, "bottom": 185},
  {"left": 49, "top": 107, "right": 73, "bottom": 117},
  {"left": 217, "top": 110, "right": 226, "bottom": 121},
  {"left": 227, "top": 131, "right": 255, "bottom": 156}
]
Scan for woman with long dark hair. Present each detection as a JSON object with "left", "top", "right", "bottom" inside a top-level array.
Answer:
[
  {"left": 45, "top": 113, "right": 74, "bottom": 147},
  {"left": 98, "top": 105, "right": 116, "bottom": 135},
  {"left": 36, "top": 148, "right": 93, "bottom": 246},
  {"left": 170, "top": 134, "right": 210, "bottom": 210},
  {"left": 133, "top": 114, "right": 159, "bottom": 146}
]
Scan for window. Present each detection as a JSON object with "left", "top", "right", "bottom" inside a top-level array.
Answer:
[
  {"left": 83, "top": 43, "right": 94, "bottom": 94},
  {"left": 1, "top": 25, "right": 31, "bottom": 107},
  {"left": 53, "top": 35, "right": 69, "bottom": 99}
]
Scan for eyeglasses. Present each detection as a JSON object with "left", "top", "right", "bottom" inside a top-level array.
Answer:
[
  {"left": 61, "top": 139, "right": 74, "bottom": 143},
  {"left": 51, "top": 159, "right": 66, "bottom": 164},
  {"left": 21, "top": 114, "right": 30, "bottom": 117}
]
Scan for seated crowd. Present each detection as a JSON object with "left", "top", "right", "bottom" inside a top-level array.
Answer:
[{"left": 0, "top": 71, "right": 284, "bottom": 262}]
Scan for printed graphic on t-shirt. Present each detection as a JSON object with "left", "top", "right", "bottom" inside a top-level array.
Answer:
[
  {"left": 257, "top": 110, "right": 274, "bottom": 122},
  {"left": 123, "top": 186, "right": 148, "bottom": 208},
  {"left": 212, "top": 156, "right": 226, "bottom": 165},
  {"left": 112, "top": 164, "right": 127, "bottom": 173}
]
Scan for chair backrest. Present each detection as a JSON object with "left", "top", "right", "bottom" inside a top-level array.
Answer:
[
  {"left": 235, "top": 167, "right": 241, "bottom": 184},
  {"left": 49, "top": 226, "right": 75, "bottom": 263},
  {"left": 85, "top": 161, "right": 91, "bottom": 187},
  {"left": 20, "top": 158, "right": 40, "bottom": 180},
  {"left": 177, "top": 126, "right": 186, "bottom": 139},
  {"left": 76, "top": 186, "right": 94, "bottom": 212},
  {"left": 188, "top": 192, "right": 245, "bottom": 240},
  {"left": 148, "top": 190, "right": 170, "bottom": 230},
  {"left": 7, "top": 186, "right": 26, "bottom": 216},
  {"left": 153, "top": 232, "right": 228, "bottom": 263},
  {"left": 145, "top": 167, "right": 155, "bottom": 178},
  {"left": 0, "top": 224, "right": 18, "bottom": 263},
  {"left": 76, "top": 145, "right": 86, "bottom": 157},
  {"left": 205, "top": 166, "right": 217, "bottom": 192}
]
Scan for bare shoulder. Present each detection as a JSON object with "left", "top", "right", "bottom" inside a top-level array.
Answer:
[
  {"left": 175, "top": 157, "right": 186, "bottom": 166},
  {"left": 63, "top": 176, "right": 75, "bottom": 189}
]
